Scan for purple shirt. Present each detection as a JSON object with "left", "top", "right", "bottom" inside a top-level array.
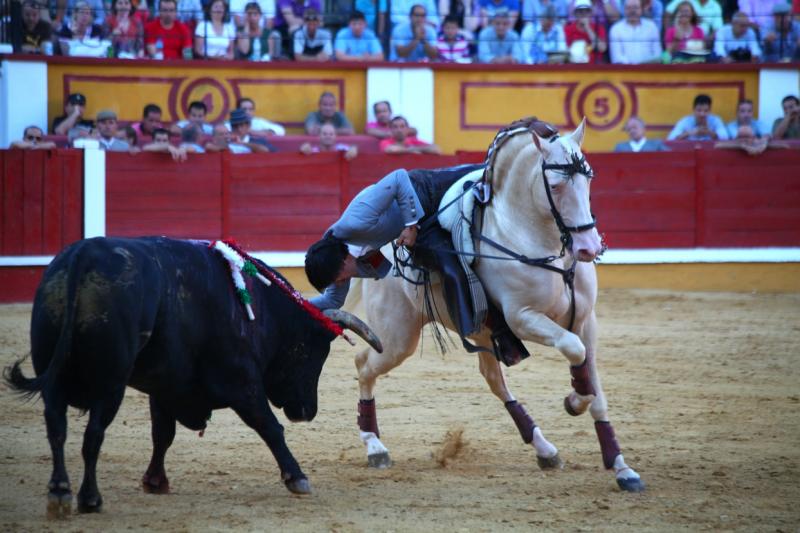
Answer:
[{"left": 274, "top": 0, "right": 321, "bottom": 29}]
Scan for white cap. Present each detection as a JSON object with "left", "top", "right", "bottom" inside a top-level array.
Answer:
[{"left": 574, "top": 0, "right": 593, "bottom": 10}]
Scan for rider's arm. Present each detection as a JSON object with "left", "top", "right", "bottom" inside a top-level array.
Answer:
[{"left": 309, "top": 279, "right": 350, "bottom": 310}]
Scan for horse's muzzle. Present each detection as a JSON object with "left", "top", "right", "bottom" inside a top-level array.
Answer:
[{"left": 570, "top": 229, "right": 604, "bottom": 262}]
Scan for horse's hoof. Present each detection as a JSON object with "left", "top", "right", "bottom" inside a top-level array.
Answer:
[
  {"left": 367, "top": 452, "right": 392, "bottom": 469},
  {"left": 564, "top": 395, "right": 581, "bottom": 416},
  {"left": 284, "top": 477, "right": 312, "bottom": 495},
  {"left": 617, "top": 477, "right": 646, "bottom": 493},
  {"left": 77, "top": 495, "right": 103, "bottom": 514},
  {"left": 536, "top": 453, "right": 563, "bottom": 470},
  {"left": 142, "top": 474, "right": 170, "bottom": 494},
  {"left": 46, "top": 492, "right": 72, "bottom": 520}
]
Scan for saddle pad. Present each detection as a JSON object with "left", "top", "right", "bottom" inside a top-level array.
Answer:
[{"left": 437, "top": 168, "right": 484, "bottom": 265}]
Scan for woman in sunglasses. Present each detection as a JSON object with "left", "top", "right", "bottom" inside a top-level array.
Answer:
[{"left": 10, "top": 126, "right": 58, "bottom": 150}]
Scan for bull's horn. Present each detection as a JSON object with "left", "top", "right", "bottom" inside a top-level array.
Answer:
[{"left": 323, "top": 309, "right": 383, "bottom": 353}]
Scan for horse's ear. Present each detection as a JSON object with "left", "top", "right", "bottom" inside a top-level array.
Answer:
[
  {"left": 531, "top": 132, "right": 550, "bottom": 156},
  {"left": 571, "top": 118, "right": 587, "bottom": 146}
]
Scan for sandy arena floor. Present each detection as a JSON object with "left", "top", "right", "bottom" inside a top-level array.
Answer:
[{"left": 1, "top": 289, "right": 799, "bottom": 532}]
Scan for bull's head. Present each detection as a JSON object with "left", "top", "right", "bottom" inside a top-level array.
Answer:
[{"left": 266, "top": 310, "right": 381, "bottom": 423}]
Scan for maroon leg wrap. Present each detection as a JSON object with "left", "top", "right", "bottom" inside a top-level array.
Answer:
[
  {"left": 595, "top": 421, "right": 621, "bottom": 470},
  {"left": 570, "top": 359, "right": 596, "bottom": 396},
  {"left": 505, "top": 400, "right": 536, "bottom": 444},
  {"left": 357, "top": 399, "right": 380, "bottom": 438}
]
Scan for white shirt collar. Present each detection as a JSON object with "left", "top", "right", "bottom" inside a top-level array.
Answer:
[{"left": 629, "top": 137, "right": 647, "bottom": 152}]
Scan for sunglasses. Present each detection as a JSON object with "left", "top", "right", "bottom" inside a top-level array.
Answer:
[{"left": 26, "top": 135, "right": 43, "bottom": 142}]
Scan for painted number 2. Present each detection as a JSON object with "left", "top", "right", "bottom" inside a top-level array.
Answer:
[{"left": 594, "top": 97, "right": 610, "bottom": 117}]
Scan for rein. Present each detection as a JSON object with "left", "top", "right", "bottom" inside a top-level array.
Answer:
[{"left": 395, "top": 119, "right": 597, "bottom": 333}]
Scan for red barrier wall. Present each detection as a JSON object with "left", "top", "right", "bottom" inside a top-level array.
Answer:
[
  {"left": 1, "top": 150, "right": 83, "bottom": 255},
  {"left": 1, "top": 148, "right": 799, "bottom": 302}
]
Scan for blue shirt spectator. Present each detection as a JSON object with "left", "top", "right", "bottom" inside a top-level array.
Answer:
[
  {"left": 390, "top": 0, "right": 439, "bottom": 28},
  {"left": 521, "top": 0, "right": 569, "bottom": 24},
  {"left": 477, "top": 12, "right": 525, "bottom": 63},
  {"left": 668, "top": 113, "right": 728, "bottom": 140},
  {"left": 480, "top": 0, "right": 521, "bottom": 27},
  {"left": 713, "top": 13, "right": 762, "bottom": 62},
  {"left": 761, "top": 7, "right": 800, "bottom": 62},
  {"left": 355, "top": 0, "right": 387, "bottom": 33},
  {"left": 520, "top": 18, "right": 567, "bottom": 64},
  {"left": 390, "top": 14, "right": 438, "bottom": 61},
  {"left": 335, "top": 13, "right": 384, "bottom": 60},
  {"left": 725, "top": 100, "right": 769, "bottom": 139}
]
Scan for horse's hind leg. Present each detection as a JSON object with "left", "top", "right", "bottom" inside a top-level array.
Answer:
[
  {"left": 476, "top": 350, "right": 561, "bottom": 469},
  {"left": 77, "top": 386, "right": 126, "bottom": 513},
  {"left": 43, "top": 383, "right": 72, "bottom": 519}
]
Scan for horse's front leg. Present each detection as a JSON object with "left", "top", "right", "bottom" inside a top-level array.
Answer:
[
  {"left": 356, "top": 278, "right": 424, "bottom": 469},
  {"left": 506, "top": 309, "right": 597, "bottom": 415},
  {"left": 475, "top": 348, "right": 562, "bottom": 469},
  {"left": 581, "top": 312, "right": 645, "bottom": 492}
]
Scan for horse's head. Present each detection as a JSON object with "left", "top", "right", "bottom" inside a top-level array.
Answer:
[{"left": 531, "top": 119, "right": 604, "bottom": 262}]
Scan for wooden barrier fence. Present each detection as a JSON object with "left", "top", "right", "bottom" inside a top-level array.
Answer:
[{"left": 1, "top": 148, "right": 798, "bottom": 301}]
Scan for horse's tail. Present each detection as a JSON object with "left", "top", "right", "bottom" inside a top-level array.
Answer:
[{"left": 3, "top": 241, "right": 87, "bottom": 400}]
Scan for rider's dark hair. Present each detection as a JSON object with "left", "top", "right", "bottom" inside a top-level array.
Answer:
[
  {"left": 693, "top": 94, "right": 712, "bottom": 108},
  {"left": 305, "top": 234, "right": 349, "bottom": 292}
]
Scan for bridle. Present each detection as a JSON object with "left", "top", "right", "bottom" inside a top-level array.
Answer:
[
  {"left": 540, "top": 150, "right": 597, "bottom": 255},
  {"left": 394, "top": 120, "right": 601, "bottom": 332}
]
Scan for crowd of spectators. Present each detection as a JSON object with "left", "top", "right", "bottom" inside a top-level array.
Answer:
[
  {"left": 8, "top": 0, "right": 800, "bottom": 63},
  {"left": 12, "top": 87, "right": 799, "bottom": 157},
  {"left": 11, "top": 89, "right": 448, "bottom": 158}
]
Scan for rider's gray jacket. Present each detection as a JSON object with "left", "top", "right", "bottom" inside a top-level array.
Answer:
[{"left": 309, "top": 168, "right": 423, "bottom": 310}]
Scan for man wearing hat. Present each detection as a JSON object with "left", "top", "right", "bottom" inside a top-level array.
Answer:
[
  {"left": 229, "top": 108, "right": 277, "bottom": 153},
  {"left": 293, "top": 7, "right": 333, "bottom": 61},
  {"left": 761, "top": 3, "right": 800, "bottom": 62},
  {"left": 52, "top": 93, "right": 94, "bottom": 137},
  {"left": 95, "top": 110, "right": 130, "bottom": 151},
  {"left": 565, "top": 0, "right": 608, "bottom": 63}
]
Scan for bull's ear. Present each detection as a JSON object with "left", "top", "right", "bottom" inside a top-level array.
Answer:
[
  {"left": 571, "top": 117, "right": 587, "bottom": 147},
  {"left": 532, "top": 132, "right": 549, "bottom": 157}
]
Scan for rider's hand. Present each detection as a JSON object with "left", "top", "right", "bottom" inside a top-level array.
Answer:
[{"left": 396, "top": 225, "right": 418, "bottom": 248}]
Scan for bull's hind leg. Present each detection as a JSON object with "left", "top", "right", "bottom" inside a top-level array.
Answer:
[
  {"left": 77, "top": 386, "right": 126, "bottom": 513},
  {"left": 356, "top": 280, "right": 424, "bottom": 469},
  {"left": 476, "top": 350, "right": 561, "bottom": 469},
  {"left": 43, "top": 384, "right": 72, "bottom": 519},
  {"left": 142, "top": 396, "right": 176, "bottom": 494},
  {"left": 581, "top": 313, "right": 644, "bottom": 492}
]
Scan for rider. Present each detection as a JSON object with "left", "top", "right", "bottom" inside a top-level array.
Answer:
[{"left": 304, "top": 165, "right": 530, "bottom": 366}]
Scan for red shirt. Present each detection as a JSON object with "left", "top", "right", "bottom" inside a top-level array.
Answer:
[
  {"left": 379, "top": 137, "right": 430, "bottom": 152},
  {"left": 144, "top": 19, "right": 191, "bottom": 59},
  {"left": 564, "top": 21, "right": 607, "bottom": 64}
]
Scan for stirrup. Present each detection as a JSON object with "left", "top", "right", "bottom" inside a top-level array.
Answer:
[{"left": 490, "top": 327, "right": 530, "bottom": 367}]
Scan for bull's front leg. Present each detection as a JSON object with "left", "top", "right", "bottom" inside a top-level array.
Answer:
[
  {"left": 231, "top": 397, "right": 309, "bottom": 495},
  {"left": 506, "top": 309, "right": 596, "bottom": 415}
]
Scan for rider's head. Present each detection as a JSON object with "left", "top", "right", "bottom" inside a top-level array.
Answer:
[{"left": 305, "top": 234, "right": 349, "bottom": 292}]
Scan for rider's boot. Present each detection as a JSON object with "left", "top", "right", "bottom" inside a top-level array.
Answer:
[{"left": 486, "top": 304, "right": 530, "bottom": 367}]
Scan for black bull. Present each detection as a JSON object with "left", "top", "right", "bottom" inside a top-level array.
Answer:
[{"left": 4, "top": 236, "right": 380, "bottom": 516}]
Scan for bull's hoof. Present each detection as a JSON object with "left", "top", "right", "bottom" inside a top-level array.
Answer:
[
  {"left": 142, "top": 473, "right": 170, "bottom": 494},
  {"left": 564, "top": 395, "right": 581, "bottom": 416},
  {"left": 46, "top": 492, "right": 72, "bottom": 520},
  {"left": 367, "top": 452, "right": 392, "bottom": 469},
  {"left": 536, "top": 453, "right": 563, "bottom": 470},
  {"left": 284, "top": 477, "right": 312, "bottom": 495},
  {"left": 617, "top": 476, "right": 646, "bottom": 493},
  {"left": 76, "top": 495, "right": 103, "bottom": 514}
]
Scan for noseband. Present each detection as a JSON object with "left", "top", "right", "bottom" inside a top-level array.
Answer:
[{"left": 540, "top": 150, "right": 597, "bottom": 254}]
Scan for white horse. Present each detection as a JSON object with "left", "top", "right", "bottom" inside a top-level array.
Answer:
[{"left": 349, "top": 118, "right": 644, "bottom": 492}]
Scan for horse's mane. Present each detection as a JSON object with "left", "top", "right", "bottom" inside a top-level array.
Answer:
[{"left": 483, "top": 117, "right": 560, "bottom": 189}]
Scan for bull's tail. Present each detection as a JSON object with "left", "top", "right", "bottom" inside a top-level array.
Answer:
[{"left": 3, "top": 241, "right": 87, "bottom": 399}]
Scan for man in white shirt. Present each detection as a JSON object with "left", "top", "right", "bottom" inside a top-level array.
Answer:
[
  {"left": 610, "top": 0, "right": 662, "bottom": 63},
  {"left": 226, "top": 97, "right": 286, "bottom": 136},
  {"left": 614, "top": 116, "right": 668, "bottom": 152}
]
